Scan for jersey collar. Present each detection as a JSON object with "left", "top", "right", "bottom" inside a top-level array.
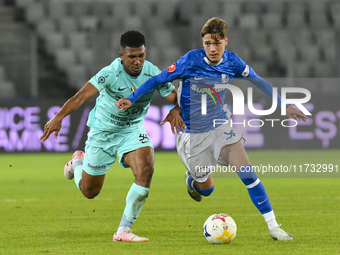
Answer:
[{"left": 204, "top": 56, "right": 223, "bottom": 66}]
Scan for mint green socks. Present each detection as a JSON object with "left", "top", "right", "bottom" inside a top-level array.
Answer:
[
  {"left": 119, "top": 183, "right": 150, "bottom": 227},
  {"left": 73, "top": 164, "right": 83, "bottom": 189}
]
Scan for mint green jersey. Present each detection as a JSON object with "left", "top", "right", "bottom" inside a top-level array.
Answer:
[{"left": 87, "top": 58, "right": 174, "bottom": 132}]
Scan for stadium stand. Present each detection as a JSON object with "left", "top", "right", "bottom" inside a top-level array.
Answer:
[
  {"left": 0, "top": 0, "right": 338, "bottom": 98},
  {"left": 0, "top": 64, "right": 15, "bottom": 97},
  {"left": 0, "top": 2, "right": 30, "bottom": 98}
]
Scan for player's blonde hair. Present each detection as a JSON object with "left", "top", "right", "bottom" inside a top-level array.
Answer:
[{"left": 200, "top": 17, "right": 227, "bottom": 40}]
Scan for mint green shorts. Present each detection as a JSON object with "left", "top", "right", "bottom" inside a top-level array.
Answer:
[{"left": 83, "top": 128, "right": 153, "bottom": 176}]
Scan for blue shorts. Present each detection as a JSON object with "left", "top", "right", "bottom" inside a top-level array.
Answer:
[{"left": 83, "top": 128, "right": 153, "bottom": 176}]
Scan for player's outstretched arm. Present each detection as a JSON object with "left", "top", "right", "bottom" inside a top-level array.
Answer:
[
  {"left": 286, "top": 105, "right": 308, "bottom": 122},
  {"left": 39, "top": 114, "right": 63, "bottom": 142},
  {"left": 162, "top": 88, "right": 186, "bottom": 135},
  {"left": 246, "top": 74, "right": 308, "bottom": 123},
  {"left": 39, "top": 82, "right": 98, "bottom": 142},
  {"left": 161, "top": 105, "right": 186, "bottom": 135}
]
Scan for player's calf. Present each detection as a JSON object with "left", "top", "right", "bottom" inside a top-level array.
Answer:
[
  {"left": 237, "top": 165, "right": 273, "bottom": 214},
  {"left": 185, "top": 171, "right": 214, "bottom": 202},
  {"left": 134, "top": 164, "right": 154, "bottom": 187}
]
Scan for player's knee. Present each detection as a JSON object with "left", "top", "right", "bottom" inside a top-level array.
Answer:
[{"left": 82, "top": 187, "right": 101, "bottom": 199}]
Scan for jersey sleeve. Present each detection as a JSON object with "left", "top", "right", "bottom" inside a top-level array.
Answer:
[
  {"left": 231, "top": 52, "right": 257, "bottom": 79},
  {"left": 88, "top": 65, "right": 115, "bottom": 92},
  {"left": 232, "top": 53, "right": 283, "bottom": 108},
  {"left": 128, "top": 54, "right": 188, "bottom": 104},
  {"left": 152, "top": 66, "right": 175, "bottom": 97}
]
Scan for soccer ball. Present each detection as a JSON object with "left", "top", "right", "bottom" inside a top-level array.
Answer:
[{"left": 203, "top": 213, "right": 237, "bottom": 244}]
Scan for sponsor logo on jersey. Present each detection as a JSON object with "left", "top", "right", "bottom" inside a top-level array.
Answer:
[
  {"left": 118, "top": 87, "right": 127, "bottom": 91},
  {"left": 191, "top": 84, "right": 223, "bottom": 106},
  {"left": 166, "top": 63, "right": 176, "bottom": 73},
  {"left": 241, "top": 65, "right": 249, "bottom": 77},
  {"left": 191, "top": 84, "right": 225, "bottom": 93},
  {"left": 135, "top": 98, "right": 151, "bottom": 103}
]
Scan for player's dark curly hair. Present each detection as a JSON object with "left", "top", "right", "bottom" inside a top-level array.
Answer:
[
  {"left": 120, "top": 30, "right": 145, "bottom": 48},
  {"left": 201, "top": 17, "right": 227, "bottom": 40}
]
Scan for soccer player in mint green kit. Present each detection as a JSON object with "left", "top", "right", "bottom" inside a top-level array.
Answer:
[{"left": 40, "top": 31, "right": 183, "bottom": 242}]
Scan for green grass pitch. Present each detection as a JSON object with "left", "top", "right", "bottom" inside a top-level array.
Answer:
[{"left": 0, "top": 150, "right": 339, "bottom": 255}]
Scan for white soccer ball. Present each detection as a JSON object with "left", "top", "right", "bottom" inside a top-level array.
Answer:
[{"left": 203, "top": 213, "right": 237, "bottom": 244}]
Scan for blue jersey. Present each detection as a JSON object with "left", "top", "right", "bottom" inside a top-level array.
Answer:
[{"left": 129, "top": 49, "right": 282, "bottom": 133}]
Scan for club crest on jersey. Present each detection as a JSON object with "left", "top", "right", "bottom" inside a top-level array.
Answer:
[
  {"left": 242, "top": 65, "right": 249, "bottom": 77},
  {"left": 221, "top": 74, "right": 229, "bottom": 83},
  {"left": 167, "top": 63, "right": 176, "bottom": 73},
  {"left": 131, "top": 88, "right": 136, "bottom": 92}
]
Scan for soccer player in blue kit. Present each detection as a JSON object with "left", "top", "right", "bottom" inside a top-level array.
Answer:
[
  {"left": 116, "top": 18, "right": 308, "bottom": 241},
  {"left": 40, "top": 31, "right": 182, "bottom": 242}
]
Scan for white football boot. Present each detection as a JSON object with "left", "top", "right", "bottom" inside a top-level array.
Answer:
[
  {"left": 64, "top": 150, "right": 85, "bottom": 180},
  {"left": 270, "top": 225, "right": 293, "bottom": 241}
]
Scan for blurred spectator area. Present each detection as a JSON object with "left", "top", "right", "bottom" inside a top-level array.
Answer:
[{"left": 0, "top": 0, "right": 339, "bottom": 99}]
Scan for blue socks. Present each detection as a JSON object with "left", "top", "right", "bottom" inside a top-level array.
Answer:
[
  {"left": 193, "top": 182, "right": 215, "bottom": 196},
  {"left": 187, "top": 174, "right": 215, "bottom": 196},
  {"left": 238, "top": 165, "right": 273, "bottom": 214},
  {"left": 119, "top": 183, "right": 150, "bottom": 228}
]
